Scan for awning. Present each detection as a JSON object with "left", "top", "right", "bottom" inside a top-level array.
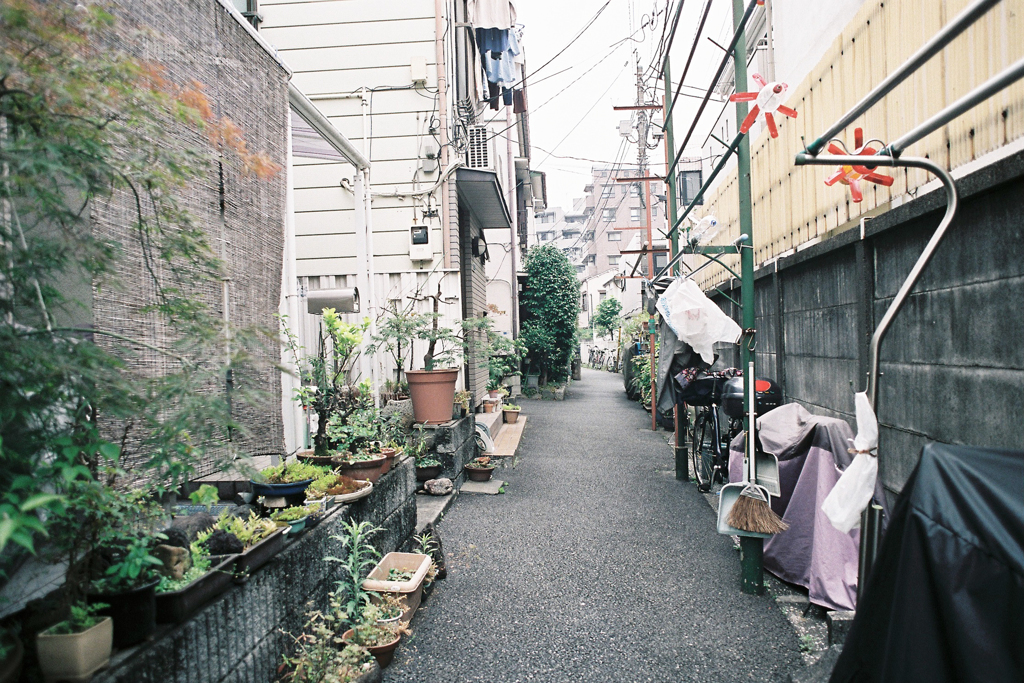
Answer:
[
  {"left": 288, "top": 84, "right": 369, "bottom": 170},
  {"left": 456, "top": 167, "right": 512, "bottom": 229}
]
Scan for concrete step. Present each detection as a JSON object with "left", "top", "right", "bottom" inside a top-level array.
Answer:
[
  {"left": 475, "top": 409, "right": 503, "bottom": 439},
  {"left": 488, "top": 415, "right": 527, "bottom": 458}
]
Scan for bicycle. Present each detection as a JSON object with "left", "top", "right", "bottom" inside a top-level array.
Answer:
[{"left": 690, "top": 402, "right": 742, "bottom": 493}]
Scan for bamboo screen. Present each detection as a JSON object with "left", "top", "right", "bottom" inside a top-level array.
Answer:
[{"left": 691, "top": 0, "right": 1024, "bottom": 288}]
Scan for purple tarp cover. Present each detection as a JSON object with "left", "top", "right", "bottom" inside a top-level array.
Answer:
[{"left": 728, "top": 403, "right": 888, "bottom": 611}]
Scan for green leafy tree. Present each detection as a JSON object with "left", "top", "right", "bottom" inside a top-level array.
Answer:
[
  {"left": 592, "top": 297, "right": 622, "bottom": 337},
  {"left": 520, "top": 245, "right": 581, "bottom": 384},
  {"left": 0, "top": 0, "right": 278, "bottom": 579}
]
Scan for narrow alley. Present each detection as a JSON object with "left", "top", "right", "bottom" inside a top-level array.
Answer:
[{"left": 389, "top": 369, "right": 802, "bottom": 682}]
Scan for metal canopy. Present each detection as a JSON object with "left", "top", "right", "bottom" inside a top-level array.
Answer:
[{"left": 456, "top": 168, "right": 512, "bottom": 229}]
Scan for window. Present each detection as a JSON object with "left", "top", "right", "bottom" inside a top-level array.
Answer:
[
  {"left": 678, "top": 169, "right": 704, "bottom": 207},
  {"left": 577, "top": 264, "right": 586, "bottom": 275},
  {"left": 630, "top": 184, "right": 641, "bottom": 198},
  {"left": 538, "top": 213, "right": 551, "bottom": 224},
  {"left": 539, "top": 232, "right": 550, "bottom": 241},
  {"left": 599, "top": 291, "right": 607, "bottom": 302},
  {"left": 586, "top": 254, "right": 596, "bottom": 265},
  {"left": 654, "top": 252, "right": 669, "bottom": 271},
  {"left": 601, "top": 185, "right": 614, "bottom": 198},
  {"left": 607, "top": 231, "right": 622, "bottom": 242},
  {"left": 581, "top": 292, "right": 588, "bottom": 311},
  {"left": 630, "top": 208, "right": 641, "bottom": 222},
  {"left": 652, "top": 204, "right": 658, "bottom": 217},
  {"left": 608, "top": 255, "right": 621, "bottom": 266},
  {"left": 602, "top": 208, "right": 615, "bottom": 222}
]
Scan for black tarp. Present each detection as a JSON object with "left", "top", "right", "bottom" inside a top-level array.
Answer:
[{"left": 830, "top": 443, "right": 1024, "bottom": 683}]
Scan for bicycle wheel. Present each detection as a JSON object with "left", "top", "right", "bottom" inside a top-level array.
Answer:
[{"left": 690, "top": 410, "right": 715, "bottom": 492}]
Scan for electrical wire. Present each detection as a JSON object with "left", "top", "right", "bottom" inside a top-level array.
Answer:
[
  {"left": 535, "top": 64, "right": 629, "bottom": 168},
  {"left": 524, "top": 0, "right": 614, "bottom": 85}
]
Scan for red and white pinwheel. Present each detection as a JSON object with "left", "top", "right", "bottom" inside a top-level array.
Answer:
[
  {"left": 729, "top": 73, "right": 798, "bottom": 138},
  {"left": 823, "top": 128, "right": 895, "bottom": 203}
]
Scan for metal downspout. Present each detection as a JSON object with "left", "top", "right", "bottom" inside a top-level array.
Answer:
[{"left": 435, "top": 0, "right": 452, "bottom": 269}]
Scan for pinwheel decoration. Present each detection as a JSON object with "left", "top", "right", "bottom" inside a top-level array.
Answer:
[
  {"left": 823, "top": 128, "right": 894, "bottom": 203},
  {"left": 729, "top": 73, "right": 798, "bottom": 138}
]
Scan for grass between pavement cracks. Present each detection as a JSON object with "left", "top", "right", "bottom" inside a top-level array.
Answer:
[{"left": 389, "top": 369, "right": 812, "bottom": 682}]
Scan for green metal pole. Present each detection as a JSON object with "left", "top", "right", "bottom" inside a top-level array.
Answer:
[
  {"left": 732, "top": 0, "right": 763, "bottom": 596},
  {"left": 664, "top": 55, "right": 680, "bottom": 275},
  {"left": 663, "top": 55, "right": 689, "bottom": 482}
]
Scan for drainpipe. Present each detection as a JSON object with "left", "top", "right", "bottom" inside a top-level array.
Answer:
[
  {"left": 506, "top": 106, "right": 518, "bottom": 335},
  {"left": 435, "top": 0, "right": 452, "bottom": 269},
  {"left": 359, "top": 88, "right": 381, "bottom": 408},
  {"left": 281, "top": 121, "right": 302, "bottom": 460}
]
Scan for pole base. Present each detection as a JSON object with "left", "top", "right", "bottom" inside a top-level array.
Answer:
[{"left": 739, "top": 536, "right": 764, "bottom": 595}]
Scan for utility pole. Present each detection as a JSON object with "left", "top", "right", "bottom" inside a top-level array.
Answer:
[
  {"left": 634, "top": 65, "right": 658, "bottom": 432},
  {"left": 733, "top": 0, "right": 763, "bottom": 596},
  {"left": 663, "top": 54, "right": 687, "bottom": 481}
]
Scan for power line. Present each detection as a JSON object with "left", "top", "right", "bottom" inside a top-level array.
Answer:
[
  {"left": 525, "top": 0, "right": 614, "bottom": 85},
  {"left": 535, "top": 64, "right": 629, "bottom": 168}
]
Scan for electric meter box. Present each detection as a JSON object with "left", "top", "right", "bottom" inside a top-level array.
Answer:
[{"left": 410, "top": 225, "right": 432, "bottom": 261}]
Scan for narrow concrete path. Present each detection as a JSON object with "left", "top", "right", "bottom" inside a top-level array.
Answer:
[{"left": 389, "top": 369, "right": 801, "bottom": 682}]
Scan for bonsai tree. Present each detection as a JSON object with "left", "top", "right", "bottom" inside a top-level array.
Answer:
[
  {"left": 592, "top": 297, "right": 623, "bottom": 338},
  {"left": 520, "top": 245, "right": 581, "bottom": 384},
  {"left": 284, "top": 310, "right": 369, "bottom": 456}
]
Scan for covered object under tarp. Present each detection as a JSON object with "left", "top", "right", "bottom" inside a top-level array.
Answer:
[
  {"left": 728, "top": 403, "right": 888, "bottom": 611},
  {"left": 830, "top": 443, "right": 1024, "bottom": 683}
]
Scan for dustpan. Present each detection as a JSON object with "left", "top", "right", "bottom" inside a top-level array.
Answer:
[
  {"left": 755, "top": 446, "right": 781, "bottom": 498},
  {"left": 717, "top": 367, "right": 774, "bottom": 538}
]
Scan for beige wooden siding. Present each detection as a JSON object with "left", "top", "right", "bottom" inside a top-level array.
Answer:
[{"left": 692, "top": 0, "right": 1024, "bottom": 288}]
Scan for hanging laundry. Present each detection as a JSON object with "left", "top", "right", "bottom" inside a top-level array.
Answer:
[
  {"left": 476, "top": 27, "right": 519, "bottom": 86},
  {"left": 513, "top": 88, "right": 526, "bottom": 113},
  {"left": 487, "top": 81, "right": 501, "bottom": 110},
  {"left": 468, "top": 0, "right": 517, "bottom": 30}
]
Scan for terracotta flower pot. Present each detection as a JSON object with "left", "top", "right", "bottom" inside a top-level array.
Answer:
[
  {"left": 465, "top": 465, "right": 496, "bottom": 482},
  {"left": 36, "top": 616, "right": 113, "bottom": 682},
  {"left": 342, "top": 629, "right": 401, "bottom": 669},
  {"left": 502, "top": 409, "right": 520, "bottom": 424},
  {"left": 482, "top": 402, "right": 495, "bottom": 413},
  {"left": 338, "top": 455, "right": 387, "bottom": 483},
  {"left": 406, "top": 369, "right": 459, "bottom": 424},
  {"left": 416, "top": 465, "right": 442, "bottom": 482}
]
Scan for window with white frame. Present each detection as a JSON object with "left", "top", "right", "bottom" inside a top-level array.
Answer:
[
  {"left": 608, "top": 255, "right": 621, "bottom": 266},
  {"left": 608, "top": 231, "right": 622, "bottom": 241},
  {"left": 630, "top": 207, "right": 641, "bottom": 221},
  {"left": 630, "top": 184, "right": 641, "bottom": 197},
  {"left": 601, "top": 185, "right": 614, "bottom": 198},
  {"left": 602, "top": 208, "right": 615, "bottom": 222}
]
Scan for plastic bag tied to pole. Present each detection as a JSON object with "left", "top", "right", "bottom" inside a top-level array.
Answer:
[
  {"left": 656, "top": 278, "right": 741, "bottom": 365},
  {"left": 822, "top": 391, "right": 879, "bottom": 533}
]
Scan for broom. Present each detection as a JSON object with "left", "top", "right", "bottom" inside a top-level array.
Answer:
[{"left": 727, "top": 362, "right": 789, "bottom": 534}]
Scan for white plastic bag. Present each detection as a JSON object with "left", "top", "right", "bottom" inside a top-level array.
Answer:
[
  {"left": 656, "top": 278, "right": 742, "bottom": 364},
  {"left": 822, "top": 392, "right": 879, "bottom": 533}
]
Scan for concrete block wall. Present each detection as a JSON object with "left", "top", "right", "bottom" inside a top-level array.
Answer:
[
  {"left": 422, "top": 415, "right": 478, "bottom": 487},
  {"left": 94, "top": 459, "right": 417, "bottom": 683},
  {"left": 710, "top": 150, "right": 1024, "bottom": 499}
]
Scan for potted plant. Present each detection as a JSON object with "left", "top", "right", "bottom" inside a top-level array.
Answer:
[
  {"left": 154, "top": 528, "right": 240, "bottom": 624},
  {"left": 250, "top": 461, "right": 326, "bottom": 498},
  {"left": 283, "top": 310, "right": 370, "bottom": 458},
  {"left": 362, "top": 552, "right": 432, "bottom": 618},
  {"left": 86, "top": 535, "right": 164, "bottom": 649},
  {"left": 36, "top": 602, "right": 112, "bottom": 682},
  {"left": 340, "top": 604, "right": 408, "bottom": 670},
  {"left": 372, "top": 283, "right": 486, "bottom": 424},
  {"left": 213, "top": 512, "right": 285, "bottom": 576},
  {"left": 336, "top": 450, "right": 387, "bottom": 483},
  {"left": 279, "top": 604, "right": 380, "bottom": 683},
  {"left": 306, "top": 473, "right": 373, "bottom": 505},
  {"left": 271, "top": 505, "right": 314, "bottom": 535},
  {"left": 415, "top": 456, "right": 442, "bottom": 482},
  {"left": 465, "top": 456, "right": 498, "bottom": 482},
  {"left": 454, "top": 390, "right": 473, "bottom": 418},
  {"left": 502, "top": 403, "right": 522, "bottom": 424}
]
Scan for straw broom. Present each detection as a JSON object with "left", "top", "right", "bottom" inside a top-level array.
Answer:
[{"left": 727, "top": 363, "right": 788, "bottom": 534}]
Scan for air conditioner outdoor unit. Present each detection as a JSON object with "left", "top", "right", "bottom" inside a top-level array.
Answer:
[{"left": 466, "top": 125, "right": 491, "bottom": 169}]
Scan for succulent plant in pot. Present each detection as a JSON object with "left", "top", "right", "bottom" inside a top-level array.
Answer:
[
  {"left": 502, "top": 403, "right": 522, "bottom": 424},
  {"left": 271, "top": 505, "right": 315, "bottom": 535},
  {"left": 465, "top": 456, "right": 499, "bottom": 482}
]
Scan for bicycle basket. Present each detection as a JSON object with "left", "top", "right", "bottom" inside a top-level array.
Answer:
[{"left": 676, "top": 373, "right": 724, "bottom": 406}]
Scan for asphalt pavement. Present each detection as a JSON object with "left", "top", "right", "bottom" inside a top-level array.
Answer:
[{"left": 387, "top": 368, "right": 802, "bottom": 682}]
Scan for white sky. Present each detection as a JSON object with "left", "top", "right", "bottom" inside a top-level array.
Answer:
[{"left": 517, "top": 0, "right": 736, "bottom": 212}]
